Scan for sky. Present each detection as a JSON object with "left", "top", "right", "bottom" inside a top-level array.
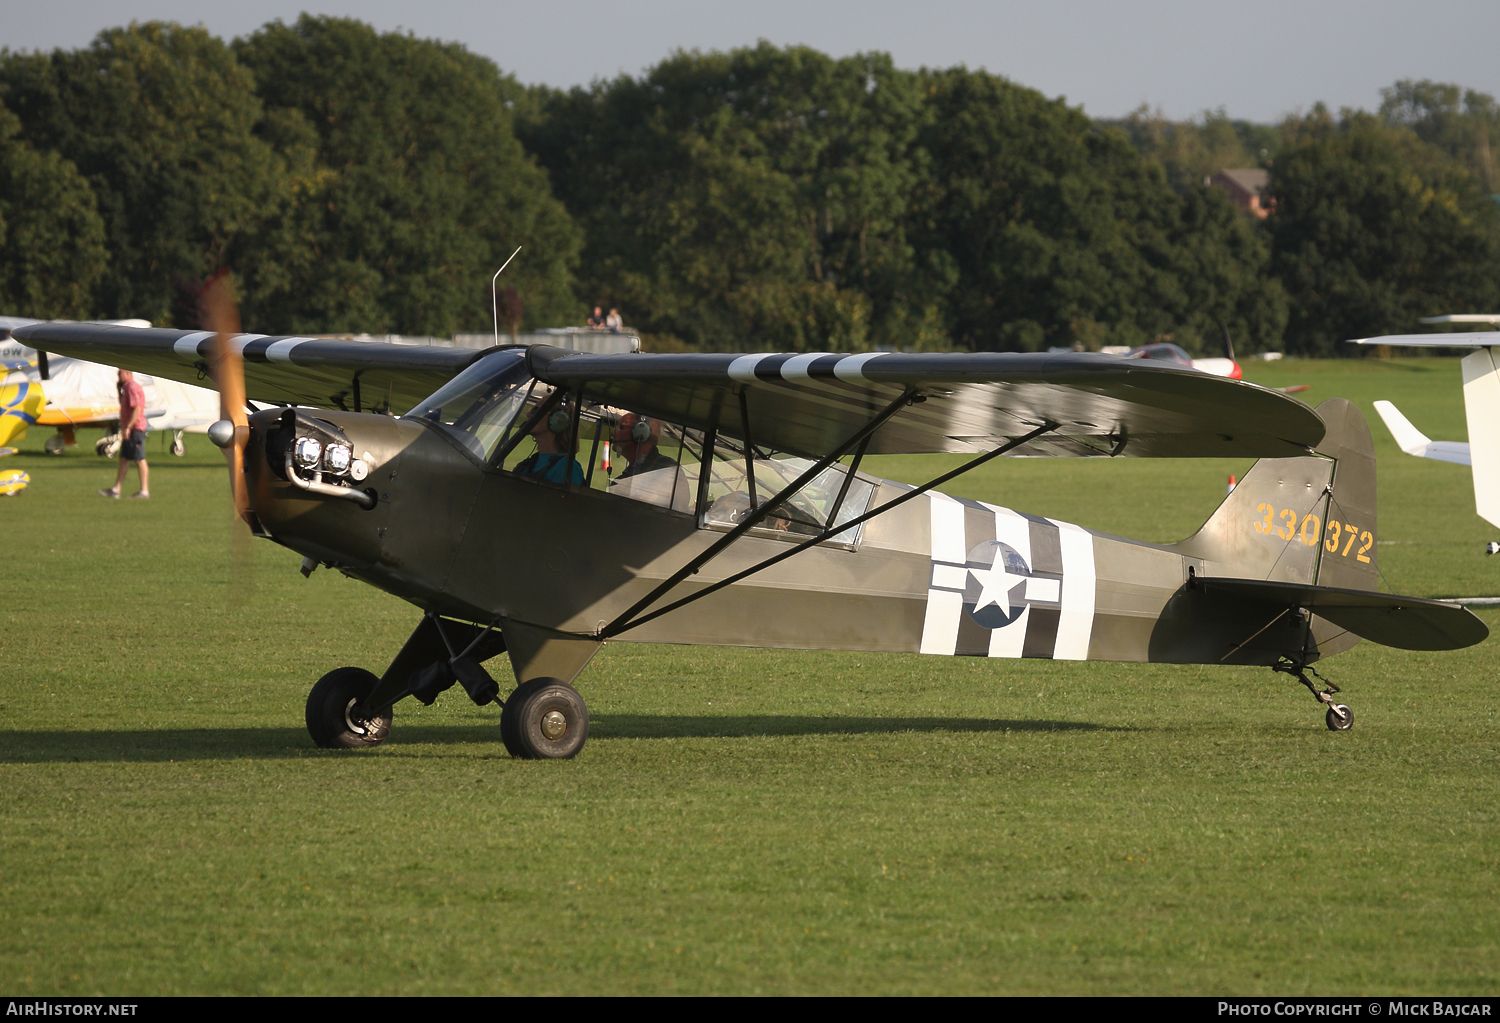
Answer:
[{"left": 3, "top": 1, "right": 1499, "bottom": 123}]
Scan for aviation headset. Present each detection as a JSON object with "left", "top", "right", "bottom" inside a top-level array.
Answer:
[
  {"left": 629, "top": 418, "right": 652, "bottom": 445},
  {"left": 547, "top": 408, "right": 572, "bottom": 435}
]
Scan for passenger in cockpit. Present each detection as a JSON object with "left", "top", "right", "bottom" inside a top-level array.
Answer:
[{"left": 514, "top": 404, "right": 585, "bottom": 485}]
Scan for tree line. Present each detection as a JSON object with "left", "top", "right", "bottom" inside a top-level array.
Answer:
[{"left": 1, "top": 16, "right": 1497, "bottom": 357}]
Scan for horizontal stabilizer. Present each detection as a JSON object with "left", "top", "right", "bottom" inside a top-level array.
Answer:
[
  {"left": 1198, "top": 578, "right": 1488, "bottom": 651},
  {"left": 1372, "top": 400, "right": 1471, "bottom": 465}
]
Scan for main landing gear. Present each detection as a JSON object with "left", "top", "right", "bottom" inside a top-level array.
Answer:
[
  {"left": 302, "top": 614, "right": 592, "bottom": 758},
  {"left": 1275, "top": 658, "right": 1353, "bottom": 731}
]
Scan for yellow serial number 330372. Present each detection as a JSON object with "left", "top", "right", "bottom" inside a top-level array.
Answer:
[{"left": 1253, "top": 503, "right": 1372, "bottom": 563}]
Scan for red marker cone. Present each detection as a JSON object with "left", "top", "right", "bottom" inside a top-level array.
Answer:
[
  {"left": 1227, "top": 474, "right": 1236, "bottom": 496},
  {"left": 601, "top": 440, "right": 611, "bottom": 474}
]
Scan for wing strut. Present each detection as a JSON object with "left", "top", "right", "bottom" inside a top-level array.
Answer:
[
  {"left": 600, "top": 419, "right": 1060, "bottom": 640},
  {"left": 599, "top": 386, "right": 919, "bottom": 639}
]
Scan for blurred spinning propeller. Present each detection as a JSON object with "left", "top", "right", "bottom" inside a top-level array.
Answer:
[{"left": 199, "top": 269, "right": 255, "bottom": 605}]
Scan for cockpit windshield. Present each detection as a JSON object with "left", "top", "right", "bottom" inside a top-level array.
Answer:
[{"left": 404, "top": 350, "right": 536, "bottom": 461}]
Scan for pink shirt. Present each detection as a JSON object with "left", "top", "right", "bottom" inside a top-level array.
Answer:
[{"left": 118, "top": 379, "right": 146, "bottom": 432}]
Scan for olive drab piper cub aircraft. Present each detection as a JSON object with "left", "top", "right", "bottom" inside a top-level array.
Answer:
[{"left": 15, "top": 317, "right": 1487, "bottom": 758}]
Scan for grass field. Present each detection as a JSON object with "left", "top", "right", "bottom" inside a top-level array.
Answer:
[{"left": 2, "top": 357, "right": 1497, "bottom": 995}]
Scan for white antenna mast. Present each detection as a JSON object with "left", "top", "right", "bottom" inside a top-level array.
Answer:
[{"left": 491, "top": 246, "right": 523, "bottom": 346}]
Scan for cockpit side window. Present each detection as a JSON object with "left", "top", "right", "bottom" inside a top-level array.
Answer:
[
  {"left": 403, "top": 351, "right": 535, "bottom": 462},
  {"left": 695, "top": 436, "right": 874, "bottom": 544}
]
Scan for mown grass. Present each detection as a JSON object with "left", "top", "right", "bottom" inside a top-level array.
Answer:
[{"left": 1, "top": 357, "right": 1497, "bottom": 995}]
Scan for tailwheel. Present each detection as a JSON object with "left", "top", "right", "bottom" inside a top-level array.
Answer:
[
  {"left": 500, "top": 677, "right": 589, "bottom": 759},
  {"left": 306, "top": 667, "right": 392, "bottom": 749},
  {"left": 1275, "top": 657, "right": 1353, "bottom": 732}
]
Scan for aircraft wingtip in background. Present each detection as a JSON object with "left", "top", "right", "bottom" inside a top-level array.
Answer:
[{"left": 1356, "top": 321, "right": 1500, "bottom": 539}]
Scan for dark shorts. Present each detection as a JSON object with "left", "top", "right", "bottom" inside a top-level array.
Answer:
[{"left": 120, "top": 429, "right": 147, "bottom": 462}]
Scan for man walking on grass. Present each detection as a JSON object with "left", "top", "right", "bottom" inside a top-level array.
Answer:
[{"left": 98, "top": 369, "right": 149, "bottom": 499}]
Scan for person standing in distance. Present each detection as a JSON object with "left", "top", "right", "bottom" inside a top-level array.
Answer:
[{"left": 99, "top": 369, "right": 149, "bottom": 499}]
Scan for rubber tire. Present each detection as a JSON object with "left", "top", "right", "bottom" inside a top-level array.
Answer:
[
  {"left": 306, "top": 667, "right": 392, "bottom": 749},
  {"left": 501, "top": 677, "right": 589, "bottom": 759},
  {"left": 1325, "top": 704, "right": 1353, "bottom": 732}
]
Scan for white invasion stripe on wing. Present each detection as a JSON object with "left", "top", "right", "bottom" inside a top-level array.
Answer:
[
  {"left": 728, "top": 355, "right": 768, "bottom": 383},
  {"left": 1051, "top": 519, "right": 1096, "bottom": 660},
  {"left": 265, "top": 338, "right": 312, "bottom": 363},
  {"left": 780, "top": 353, "right": 832, "bottom": 380},
  {"left": 172, "top": 331, "right": 214, "bottom": 358},
  {"left": 832, "top": 352, "right": 888, "bottom": 383}
]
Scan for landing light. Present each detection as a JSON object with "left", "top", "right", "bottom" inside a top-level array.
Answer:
[
  {"left": 294, "top": 436, "right": 323, "bottom": 470},
  {"left": 323, "top": 443, "right": 352, "bottom": 475}
]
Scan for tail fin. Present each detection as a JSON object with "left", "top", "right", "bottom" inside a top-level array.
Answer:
[
  {"left": 1173, "top": 398, "right": 1378, "bottom": 591},
  {"left": 1462, "top": 349, "right": 1500, "bottom": 529}
]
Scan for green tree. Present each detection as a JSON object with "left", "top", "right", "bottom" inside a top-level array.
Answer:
[
  {"left": 1268, "top": 108, "right": 1500, "bottom": 355},
  {"left": 0, "top": 105, "right": 106, "bottom": 318},
  {"left": 0, "top": 23, "right": 284, "bottom": 324},
  {"left": 521, "top": 44, "right": 926, "bottom": 351},
  {"left": 1380, "top": 80, "right": 1500, "bottom": 194},
  {"left": 232, "top": 16, "right": 581, "bottom": 335},
  {"left": 908, "top": 69, "right": 1285, "bottom": 353}
]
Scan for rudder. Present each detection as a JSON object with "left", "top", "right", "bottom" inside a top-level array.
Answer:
[{"left": 1172, "top": 398, "right": 1377, "bottom": 590}]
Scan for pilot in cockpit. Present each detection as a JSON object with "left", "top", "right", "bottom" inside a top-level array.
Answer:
[
  {"left": 611, "top": 413, "right": 678, "bottom": 479},
  {"left": 514, "top": 403, "right": 585, "bottom": 485}
]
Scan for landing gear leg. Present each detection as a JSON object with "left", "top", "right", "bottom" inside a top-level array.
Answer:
[{"left": 1275, "top": 658, "right": 1352, "bottom": 731}]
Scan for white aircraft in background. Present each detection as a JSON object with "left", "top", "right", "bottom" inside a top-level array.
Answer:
[
  {"left": 1352, "top": 315, "right": 1500, "bottom": 549},
  {"left": 1099, "top": 342, "right": 1243, "bottom": 378},
  {"left": 0, "top": 316, "right": 220, "bottom": 456}
]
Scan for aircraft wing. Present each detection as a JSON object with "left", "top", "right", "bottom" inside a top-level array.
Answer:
[
  {"left": 1199, "top": 578, "right": 1488, "bottom": 651},
  {"left": 12, "top": 323, "right": 1327, "bottom": 458},
  {"left": 1372, "top": 400, "right": 1471, "bottom": 465},
  {"left": 11, "top": 322, "right": 482, "bottom": 416},
  {"left": 527, "top": 347, "right": 1325, "bottom": 458},
  {"left": 1349, "top": 333, "right": 1500, "bottom": 347}
]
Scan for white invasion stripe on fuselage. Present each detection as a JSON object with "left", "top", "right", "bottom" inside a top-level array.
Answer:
[
  {"left": 1050, "top": 519, "right": 1097, "bottom": 660},
  {"left": 919, "top": 492, "right": 967, "bottom": 655},
  {"left": 986, "top": 504, "right": 1032, "bottom": 658}
]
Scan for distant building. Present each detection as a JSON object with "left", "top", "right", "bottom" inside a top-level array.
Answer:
[{"left": 1210, "top": 168, "right": 1271, "bottom": 218}]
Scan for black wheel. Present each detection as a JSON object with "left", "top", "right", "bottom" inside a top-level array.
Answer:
[
  {"left": 306, "top": 667, "right": 392, "bottom": 749},
  {"left": 500, "top": 677, "right": 589, "bottom": 759},
  {"left": 1325, "top": 703, "right": 1353, "bottom": 732}
]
